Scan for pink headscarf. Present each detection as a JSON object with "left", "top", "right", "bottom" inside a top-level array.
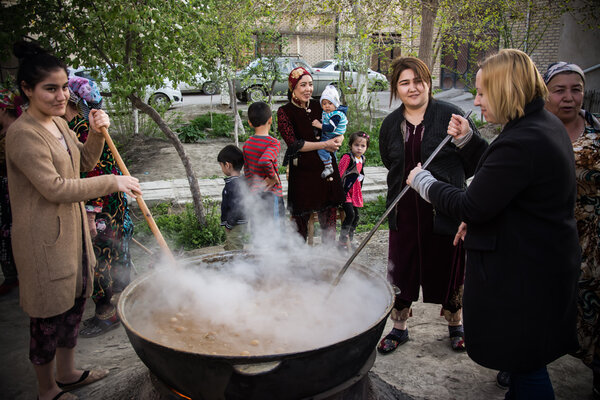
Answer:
[{"left": 288, "top": 67, "right": 312, "bottom": 92}]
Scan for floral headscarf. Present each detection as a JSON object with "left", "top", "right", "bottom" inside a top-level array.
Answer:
[
  {"left": 68, "top": 76, "right": 103, "bottom": 120},
  {"left": 288, "top": 67, "right": 312, "bottom": 92},
  {"left": 0, "top": 88, "right": 24, "bottom": 117}
]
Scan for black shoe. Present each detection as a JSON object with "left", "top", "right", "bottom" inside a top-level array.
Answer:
[
  {"left": 593, "top": 369, "right": 600, "bottom": 400},
  {"left": 377, "top": 328, "right": 409, "bottom": 354},
  {"left": 496, "top": 371, "right": 510, "bottom": 389}
]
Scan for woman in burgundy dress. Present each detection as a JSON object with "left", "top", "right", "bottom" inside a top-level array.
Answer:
[
  {"left": 377, "top": 57, "right": 487, "bottom": 353},
  {"left": 277, "top": 67, "right": 344, "bottom": 243}
]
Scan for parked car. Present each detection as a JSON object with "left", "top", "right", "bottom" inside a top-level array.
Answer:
[
  {"left": 178, "top": 73, "right": 220, "bottom": 96},
  {"left": 312, "top": 60, "right": 388, "bottom": 91},
  {"left": 235, "top": 56, "right": 353, "bottom": 103},
  {"left": 69, "top": 66, "right": 183, "bottom": 108}
]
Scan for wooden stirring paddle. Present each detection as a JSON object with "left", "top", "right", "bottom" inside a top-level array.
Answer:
[{"left": 100, "top": 127, "right": 176, "bottom": 264}]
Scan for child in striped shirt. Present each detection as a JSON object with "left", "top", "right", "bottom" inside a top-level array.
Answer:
[
  {"left": 242, "top": 101, "right": 285, "bottom": 221},
  {"left": 312, "top": 84, "right": 348, "bottom": 178}
]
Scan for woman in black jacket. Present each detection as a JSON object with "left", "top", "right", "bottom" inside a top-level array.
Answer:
[
  {"left": 408, "top": 49, "right": 580, "bottom": 399},
  {"left": 377, "top": 57, "right": 488, "bottom": 354}
]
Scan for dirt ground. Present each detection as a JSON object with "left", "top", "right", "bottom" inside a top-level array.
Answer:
[{"left": 0, "top": 104, "right": 592, "bottom": 399}]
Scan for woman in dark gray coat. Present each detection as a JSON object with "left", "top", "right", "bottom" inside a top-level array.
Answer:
[
  {"left": 377, "top": 57, "right": 488, "bottom": 354},
  {"left": 408, "top": 49, "right": 580, "bottom": 399}
]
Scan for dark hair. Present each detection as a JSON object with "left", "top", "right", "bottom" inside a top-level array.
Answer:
[
  {"left": 3, "top": 107, "right": 19, "bottom": 119},
  {"left": 217, "top": 145, "right": 244, "bottom": 171},
  {"left": 389, "top": 57, "right": 432, "bottom": 105},
  {"left": 247, "top": 101, "right": 272, "bottom": 128},
  {"left": 349, "top": 131, "right": 370, "bottom": 149},
  {"left": 13, "top": 41, "right": 68, "bottom": 100}
]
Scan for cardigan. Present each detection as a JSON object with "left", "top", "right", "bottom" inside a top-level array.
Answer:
[
  {"left": 6, "top": 112, "right": 119, "bottom": 318},
  {"left": 379, "top": 98, "right": 488, "bottom": 232},
  {"left": 428, "top": 98, "right": 580, "bottom": 371}
]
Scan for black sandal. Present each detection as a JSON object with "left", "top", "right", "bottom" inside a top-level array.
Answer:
[
  {"left": 377, "top": 328, "right": 409, "bottom": 354},
  {"left": 449, "top": 325, "right": 466, "bottom": 351},
  {"left": 79, "top": 316, "right": 120, "bottom": 338}
]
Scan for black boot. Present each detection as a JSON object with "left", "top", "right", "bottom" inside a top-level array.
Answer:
[
  {"left": 348, "top": 229, "right": 357, "bottom": 250},
  {"left": 593, "top": 368, "right": 599, "bottom": 400}
]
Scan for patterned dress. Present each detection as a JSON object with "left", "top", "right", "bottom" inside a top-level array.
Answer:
[
  {"left": 572, "top": 110, "right": 600, "bottom": 368},
  {"left": 68, "top": 115, "right": 134, "bottom": 304}
]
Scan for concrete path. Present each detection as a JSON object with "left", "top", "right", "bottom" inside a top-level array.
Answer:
[{"left": 139, "top": 166, "right": 389, "bottom": 206}]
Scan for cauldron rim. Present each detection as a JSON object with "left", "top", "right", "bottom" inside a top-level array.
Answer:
[{"left": 118, "top": 251, "right": 394, "bottom": 362}]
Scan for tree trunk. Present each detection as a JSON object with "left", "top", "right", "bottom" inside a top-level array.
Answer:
[
  {"left": 128, "top": 94, "right": 207, "bottom": 227},
  {"left": 227, "top": 78, "right": 240, "bottom": 147},
  {"left": 418, "top": 0, "right": 440, "bottom": 71},
  {"left": 352, "top": 0, "right": 370, "bottom": 113}
]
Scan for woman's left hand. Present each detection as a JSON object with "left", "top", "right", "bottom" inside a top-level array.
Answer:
[
  {"left": 89, "top": 109, "right": 110, "bottom": 133},
  {"left": 406, "top": 163, "right": 423, "bottom": 186},
  {"left": 322, "top": 136, "right": 343, "bottom": 152},
  {"left": 447, "top": 114, "right": 470, "bottom": 140}
]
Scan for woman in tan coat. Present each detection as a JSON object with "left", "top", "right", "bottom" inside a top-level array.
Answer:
[{"left": 7, "top": 41, "right": 141, "bottom": 400}]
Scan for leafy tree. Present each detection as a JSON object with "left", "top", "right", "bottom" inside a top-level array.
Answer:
[
  {"left": 415, "top": 0, "right": 594, "bottom": 90},
  {"left": 278, "top": 0, "right": 411, "bottom": 114},
  {"left": 239, "top": 28, "right": 289, "bottom": 106},
  {"left": 1, "top": 0, "right": 224, "bottom": 228},
  {"left": 202, "top": 0, "right": 269, "bottom": 147}
]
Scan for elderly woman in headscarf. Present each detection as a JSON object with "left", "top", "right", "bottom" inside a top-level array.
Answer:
[
  {"left": 62, "top": 76, "right": 134, "bottom": 338},
  {"left": 277, "top": 67, "right": 344, "bottom": 242},
  {"left": 544, "top": 62, "right": 600, "bottom": 400},
  {"left": 0, "top": 88, "right": 23, "bottom": 295}
]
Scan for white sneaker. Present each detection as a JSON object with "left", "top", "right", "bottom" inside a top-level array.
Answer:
[{"left": 321, "top": 165, "right": 334, "bottom": 178}]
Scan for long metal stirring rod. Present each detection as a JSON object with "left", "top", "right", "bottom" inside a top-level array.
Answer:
[{"left": 330, "top": 110, "right": 473, "bottom": 287}]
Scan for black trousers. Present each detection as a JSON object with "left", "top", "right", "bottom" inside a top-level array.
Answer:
[{"left": 340, "top": 202, "right": 359, "bottom": 242}]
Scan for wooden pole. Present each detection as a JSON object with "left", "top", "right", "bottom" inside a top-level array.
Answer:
[{"left": 100, "top": 127, "right": 176, "bottom": 264}]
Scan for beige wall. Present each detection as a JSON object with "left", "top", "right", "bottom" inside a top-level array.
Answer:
[{"left": 558, "top": 10, "right": 600, "bottom": 91}]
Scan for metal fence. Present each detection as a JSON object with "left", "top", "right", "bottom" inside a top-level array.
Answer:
[{"left": 584, "top": 90, "right": 600, "bottom": 114}]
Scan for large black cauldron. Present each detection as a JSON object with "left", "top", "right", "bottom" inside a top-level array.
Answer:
[{"left": 118, "top": 252, "right": 394, "bottom": 400}]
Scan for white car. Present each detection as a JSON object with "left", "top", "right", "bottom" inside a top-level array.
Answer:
[
  {"left": 312, "top": 60, "right": 388, "bottom": 91},
  {"left": 69, "top": 67, "right": 183, "bottom": 108},
  {"left": 178, "top": 74, "right": 219, "bottom": 96}
]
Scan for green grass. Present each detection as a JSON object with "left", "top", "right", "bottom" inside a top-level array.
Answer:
[
  {"left": 136, "top": 201, "right": 225, "bottom": 250},
  {"left": 136, "top": 195, "right": 389, "bottom": 251},
  {"left": 356, "top": 195, "right": 388, "bottom": 233},
  {"left": 177, "top": 112, "right": 252, "bottom": 143}
]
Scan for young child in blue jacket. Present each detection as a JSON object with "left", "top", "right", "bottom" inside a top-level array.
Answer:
[
  {"left": 217, "top": 145, "right": 247, "bottom": 250},
  {"left": 312, "top": 84, "right": 348, "bottom": 178}
]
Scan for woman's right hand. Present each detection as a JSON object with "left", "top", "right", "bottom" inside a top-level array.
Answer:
[
  {"left": 323, "top": 135, "right": 343, "bottom": 152},
  {"left": 116, "top": 176, "right": 142, "bottom": 198},
  {"left": 453, "top": 222, "right": 467, "bottom": 246},
  {"left": 89, "top": 109, "right": 110, "bottom": 133},
  {"left": 447, "top": 114, "right": 470, "bottom": 140}
]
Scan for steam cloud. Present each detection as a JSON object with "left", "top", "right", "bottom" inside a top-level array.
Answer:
[{"left": 126, "top": 180, "right": 391, "bottom": 353}]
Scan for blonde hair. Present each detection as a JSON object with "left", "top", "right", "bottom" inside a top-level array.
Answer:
[{"left": 480, "top": 49, "right": 548, "bottom": 124}]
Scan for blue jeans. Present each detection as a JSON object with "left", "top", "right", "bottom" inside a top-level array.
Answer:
[
  {"left": 505, "top": 366, "right": 555, "bottom": 400},
  {"left": 317, "top": 132, "right": 341, "bottom": 163}
]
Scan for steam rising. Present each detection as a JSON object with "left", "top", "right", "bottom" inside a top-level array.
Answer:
[{"left": 127, "top": 180, "right": 391, "bottom": 353}]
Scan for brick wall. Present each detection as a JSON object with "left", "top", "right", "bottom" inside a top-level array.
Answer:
[{"left": 501, "top": 0, "right": 562, "bottom": 73}]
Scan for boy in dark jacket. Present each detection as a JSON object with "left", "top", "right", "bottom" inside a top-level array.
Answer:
[{"left": 218, "top": 145, "right": 247, "bottom": 250}]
